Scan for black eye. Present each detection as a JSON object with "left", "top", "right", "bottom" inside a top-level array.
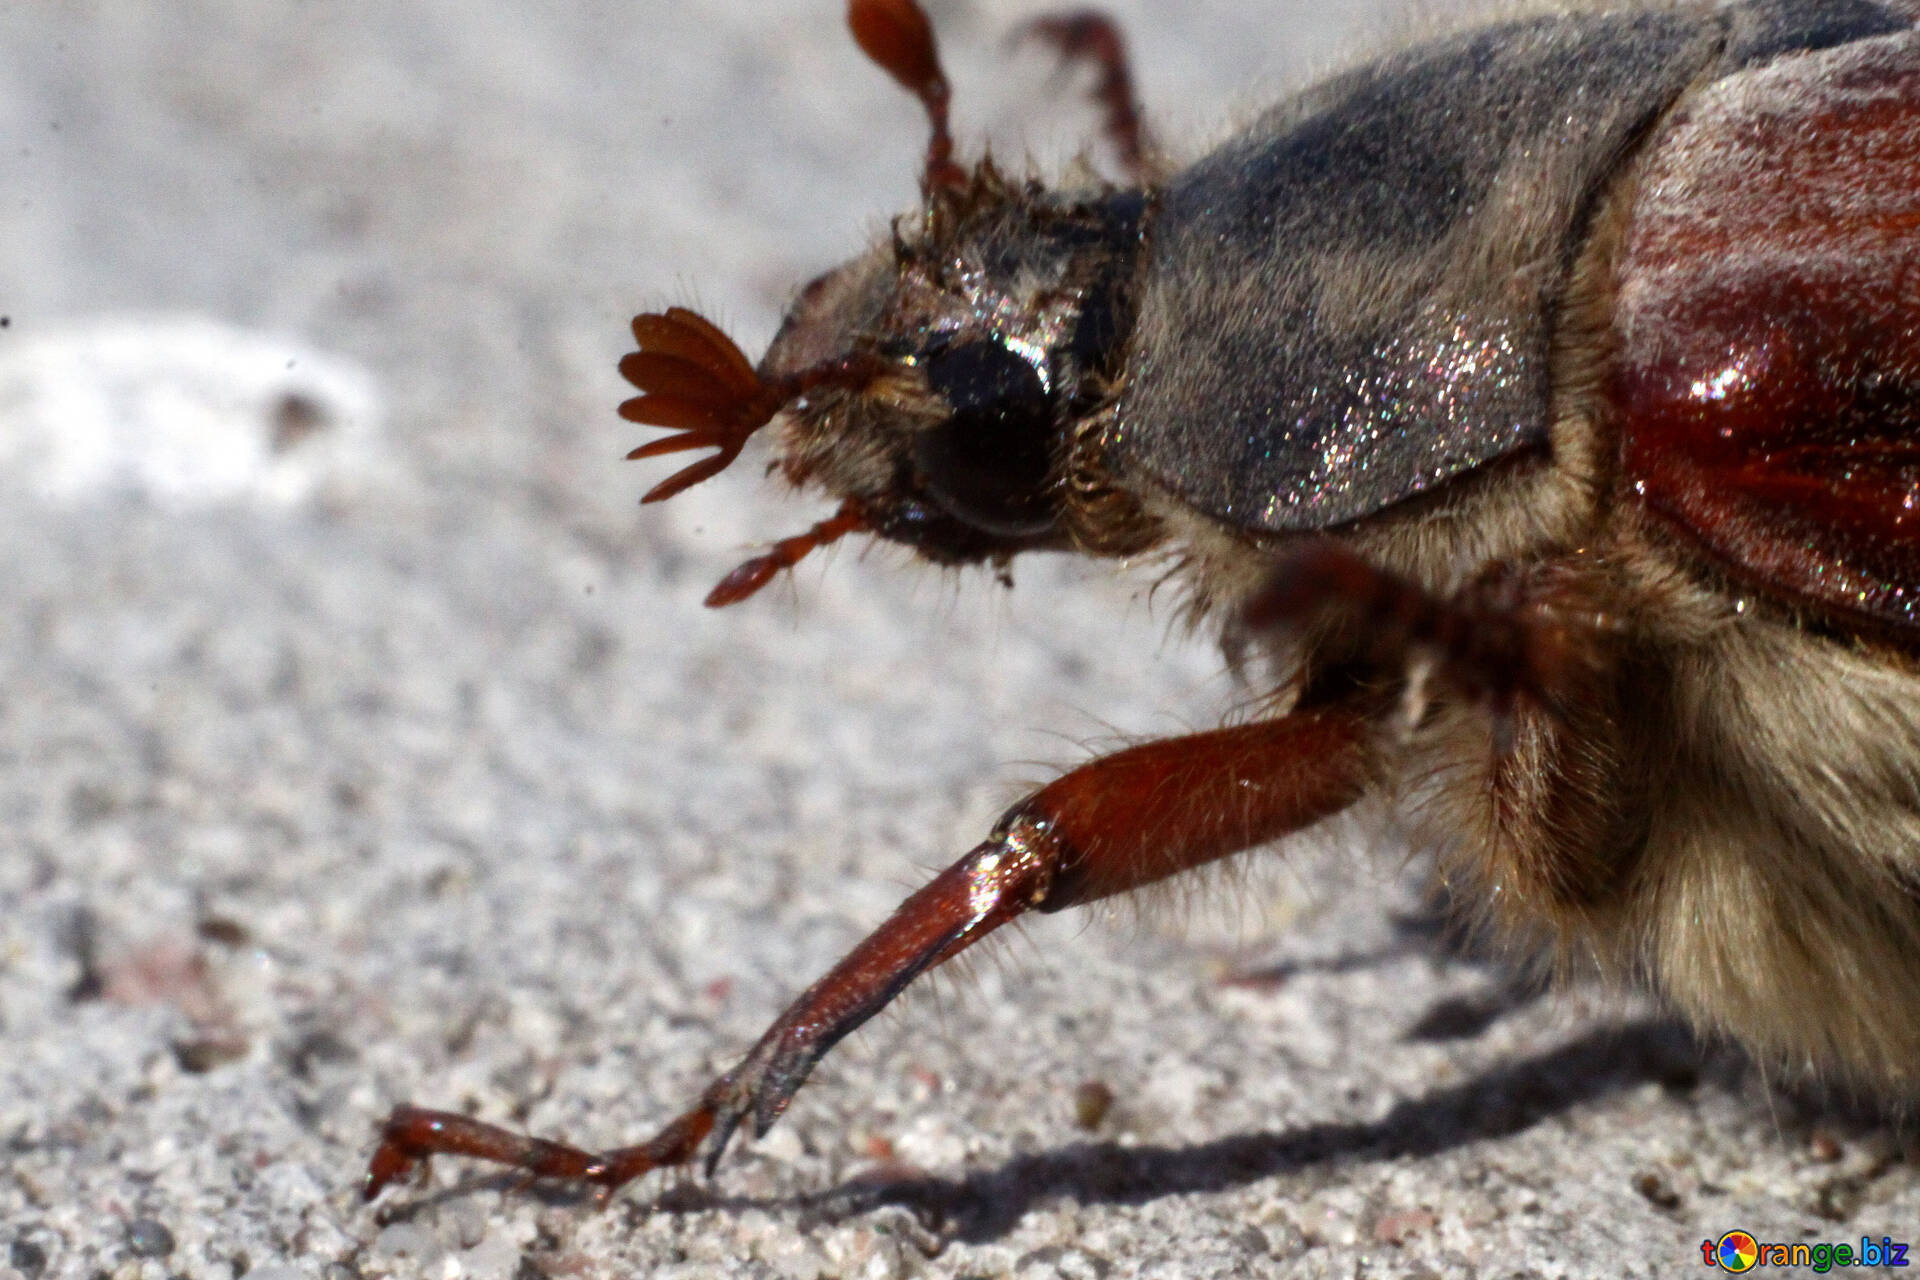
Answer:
[{"left": 914, "top": 339, "right": 1059, "bottom": 536}]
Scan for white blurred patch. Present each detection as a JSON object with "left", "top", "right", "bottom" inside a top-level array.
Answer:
[{"left": 0, "top": 314, "right": 384, "bottom": 509}]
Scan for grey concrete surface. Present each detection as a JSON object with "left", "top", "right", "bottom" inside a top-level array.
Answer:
[{"left": 3, "top": 2, "right": 1917, "bottom": 1277}]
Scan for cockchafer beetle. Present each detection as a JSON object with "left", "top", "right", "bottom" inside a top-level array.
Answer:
[{"left": 366, "top": 0, "right": 1920, "bottom": 1203}]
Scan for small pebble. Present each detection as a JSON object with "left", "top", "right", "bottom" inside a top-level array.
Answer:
[
  {"left": 1634, "top": 1171, "right": 1681, "bottom": 1210},
  {"left": 1072, "top": 1080, "right": 1115, "bottom": 1131},
  {"left": 195, "top": 917, "right": 252, "bottom": 947},
  {"left": 125, "top": 1219, "right": 175, "bottom": 1258},
  {"left": 1372, "top": 1208, "right": 1437, "bottom": 1245},
  {"left": 373, "top": 1222, "right": 443, "bottom": 1265},
  {"left": 448, "top": 1200, "right": 489, "bottom": 1250},
  {"left": 10, "top": 1240, "right": 48, "bottom": 1275},
  {"left": 1809, "top": 1131, "right": 1844, "bottom": 1163}
]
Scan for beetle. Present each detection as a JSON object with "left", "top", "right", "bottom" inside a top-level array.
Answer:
[{"left": 364, "top": 0, "right": 1920, "bottom": 1202}]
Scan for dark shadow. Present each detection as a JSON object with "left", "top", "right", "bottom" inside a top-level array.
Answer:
[
  {"left": 1402, "top": 984, "right": 1543, "bottom": 1042},
  {"left": 770, "top": 1017, "right": 1707, "bottom": 1244},
  {"left": 1215, "top": 945, "right": 1424, "bottom": 989}
]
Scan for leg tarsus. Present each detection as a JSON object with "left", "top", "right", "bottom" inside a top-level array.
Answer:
[
  {"left": 365, "top": 1105, "right": 606, "bottom": 1200},
  {"left": 363, "top": 1097, "right": 717, "bottom": 1203}
]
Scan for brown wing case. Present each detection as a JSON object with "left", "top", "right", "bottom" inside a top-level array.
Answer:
[{"left": 1615, "top": 30, "right": 1920, "bottom": 634}]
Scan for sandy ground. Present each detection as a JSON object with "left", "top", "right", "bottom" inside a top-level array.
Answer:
[{"left": 4, "top": 2, "right": 1919, "bottom": 1277}]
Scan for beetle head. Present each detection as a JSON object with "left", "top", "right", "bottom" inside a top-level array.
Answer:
[
  {"left": 763, "top": 169, "right": 1141, "bottom": 553},
  {"left": 619, "top": 0, "right": 1144, "bottom": 606}
]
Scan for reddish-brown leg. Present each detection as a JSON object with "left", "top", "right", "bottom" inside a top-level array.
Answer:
[
  {"left": 1246, "top": 541, "right": 1603, "bottom": 733},
  {"left": 1017, "top": 10, "right": 1154, "bottom": 182},
  {"left": 365, "top": 704, "right": 1375, "bottom": 1202}
]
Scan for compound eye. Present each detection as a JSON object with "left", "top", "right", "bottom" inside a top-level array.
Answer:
[{"left": 914, "top": 339, "right": 1059, "bottom": 535}]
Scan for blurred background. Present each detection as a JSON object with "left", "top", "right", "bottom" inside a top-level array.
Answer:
[{"left": 4, "top": 3, "right": 1903, "bottom": 1278}]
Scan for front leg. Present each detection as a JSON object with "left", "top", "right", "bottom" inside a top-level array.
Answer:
[{"left": 364, "top": 704, "right": 1376, "bottom": 1201}]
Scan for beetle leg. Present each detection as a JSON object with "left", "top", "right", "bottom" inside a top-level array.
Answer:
[
  {"left": 1246, "top": 541, "right": 1604, "bottom": 745},
  {"left": 364, "top": 704, "right": 1374, "bottom": 1202},
  {"left": 1015, "top": 11, "right": 1156, "bottom": 182},
  {"left": 703, "top": 499, "right": 870, "bottom": 608}
]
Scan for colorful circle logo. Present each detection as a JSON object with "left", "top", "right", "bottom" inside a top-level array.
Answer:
[{"left": 1715, "top": 1231, "right": 1759, "bottom": 1273}]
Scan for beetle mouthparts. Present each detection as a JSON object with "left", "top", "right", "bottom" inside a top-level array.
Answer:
[{"left": 620, "top": 306, "right": 881, "bottom": 504}]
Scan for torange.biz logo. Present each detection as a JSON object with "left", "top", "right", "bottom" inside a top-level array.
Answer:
[{"left": 1704, "top": 1231, "right": 1910, "bottom": 1272}]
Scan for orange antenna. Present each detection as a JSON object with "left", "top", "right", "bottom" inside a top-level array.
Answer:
[
  {"left": 847, "top": 0, "right": 967, "bottom": 193},
  {"left": 619, "top": 308, "right": 768, "bottom": 502}
]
